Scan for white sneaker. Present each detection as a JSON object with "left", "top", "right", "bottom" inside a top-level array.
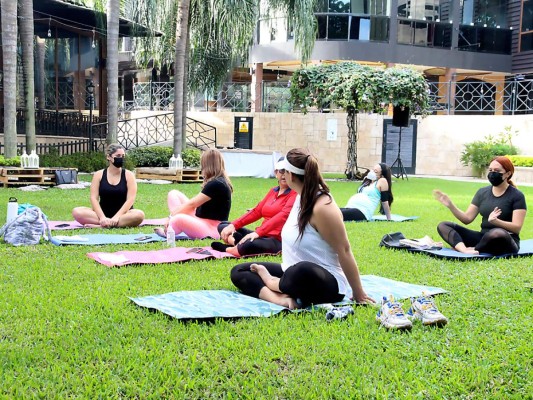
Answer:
[
  {"left": 407, "top": 294, "right": 448, "bottom": 326},
  {"left": 376, "top": 296, "right": 413, "bottom": 330}
]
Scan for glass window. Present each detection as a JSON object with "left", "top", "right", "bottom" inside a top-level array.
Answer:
[
  {"left": 463, "top": 1, "right": 508, "bottom": 29},
  {"left": 521, "top": 33, "right": 533, "bottom": 51},
  {"left": 522, "top": 0, "right": 533, "bottom": 32},
  {"left": 329, "top": 0, "right": 350, "bottom": 13},
  {"left": 328, "top": 15, "right": 350, "bottom": 38}
]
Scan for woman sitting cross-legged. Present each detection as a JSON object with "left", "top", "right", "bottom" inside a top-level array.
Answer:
[
  {"left": 230, "top": 148, "right": 375, "bottom": 309},
  {"left": 72, "top": 144, "right": 145, "bottom": 228},
  {"left": 164, "top": 149, "right": 232, "bottom": 239},
  {"left": 434, "top": 156, "right": 527, "bottom": 255},
  {"left": 212, "top": 157, "right": 297, "bottom": 256},
  {"left": 340, "top": 162, "right": 393, "bottom": 221}
]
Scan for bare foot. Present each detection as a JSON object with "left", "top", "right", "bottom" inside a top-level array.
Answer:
[
  {"left": 226, "top": 246, "right": 240, "bottom": 257},
  {"left": 454, "top": 243, "right": 480, "bottom": 255},
  {"left": 461, "top": 247, "right": 479, "bottom": 255},
  {"left": 282, "top": 294, "right": 299, "bottom": 310},
  {"left": 251, "top": 263, "right": 281, "bottom": 293}
]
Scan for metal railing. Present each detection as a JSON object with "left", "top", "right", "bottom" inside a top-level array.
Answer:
[
  {"left": 131, "top": 79, "right": 533, "bottom": 115},
  {"left": 428, "top": 78, "right": 533, "bottom": 115},
  {"left": 91, "top": 113, "right": 217, "bottom": 151}
]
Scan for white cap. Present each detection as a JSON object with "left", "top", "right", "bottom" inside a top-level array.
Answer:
[{"left": 275, "top": 157, "right": 285, "bottom": 171}]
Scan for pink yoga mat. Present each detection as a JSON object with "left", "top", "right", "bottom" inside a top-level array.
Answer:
[
  {"left": 87, "top": 246, "right": 236, "bottom": 267},
  {"left": 49, "top": 218, "right": 168, "bottom": 230}
]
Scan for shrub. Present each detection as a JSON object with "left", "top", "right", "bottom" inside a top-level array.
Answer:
[
  {"left": 0, "top": 156, "right": 21, "bottom": 167},
  {"left": 128, "top": 146, "right": 173, "bottom": 168},
  {"left": 182, "top": 148, "right": 201, "bottom": 168},
  {"left": 40, "top": 151, "right": 131, "bottom": 173},
  {"left": 460, "top": 126, "right": 519, "bottom": 177},
  {"left": 507, "top": 155, "right": 533, "bottom": 167}
]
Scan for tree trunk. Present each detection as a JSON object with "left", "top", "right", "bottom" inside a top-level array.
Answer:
[
  {"left": 106, "top": 0, "right": 119, "bottom": 144},
  {"left": 173, "top": 0, "right": 191, "bottom": 155},
  {"left": 344, "top": 108, "right": 362, "bottom": 180},
  {"left": 36, "top": 38, "right": 46, "bottom": 110},
  {"left": 1, "top": 0, "right": 18, "bottom": 158},
  {"left": 20, "top": 0, "right": 36, "bottom": 151}
]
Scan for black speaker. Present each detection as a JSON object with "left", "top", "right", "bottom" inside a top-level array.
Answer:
[{"left": 392, "top": 106, "right": 410, "bottom": 127}]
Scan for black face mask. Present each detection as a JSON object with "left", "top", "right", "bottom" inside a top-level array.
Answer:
[
  {"left": 487, "top": 171, "right": 504, "bottom": 186},
  {"left": 112, "top": 157, "right": 124, "bottom": 168}
]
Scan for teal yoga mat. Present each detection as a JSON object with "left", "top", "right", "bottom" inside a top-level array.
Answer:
[
  {"left": 130, "top": 275, "right": 447, "bottom": 320},
  {"left": 50, "top": 232, "right": 185, "bottom": 246},
  {"left": 372, "top": 214, "right": 418, "bottom": 222}
]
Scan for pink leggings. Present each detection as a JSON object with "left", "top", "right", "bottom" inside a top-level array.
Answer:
[{"left": 167, "top": 190, "right": 220, "bottom": 239}]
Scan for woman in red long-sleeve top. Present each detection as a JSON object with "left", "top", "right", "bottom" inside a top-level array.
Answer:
[{"left": 212, "top": 158, "right": 297, "bottom": 256}]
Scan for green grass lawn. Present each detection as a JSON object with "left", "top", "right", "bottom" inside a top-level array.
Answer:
[{"left": 1, "top": 177, "right": 532, "bottom": 398}]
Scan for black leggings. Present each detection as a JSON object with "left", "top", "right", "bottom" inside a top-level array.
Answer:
[
  {"left": 230, "top": 261, "right": 344, "bottom": 307},
  {"left": 217, "top": 222, "right": 282, "bottom": 256},
  {"left": 437, "top": 221, "right": 519, "bottom": 255},
  {"left": 340, "top": 208, "right": 367, "bottom": 222}
]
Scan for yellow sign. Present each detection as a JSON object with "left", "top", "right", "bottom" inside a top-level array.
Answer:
[{"left": 239, "top": 122, "right": 249, "bottom": 133}]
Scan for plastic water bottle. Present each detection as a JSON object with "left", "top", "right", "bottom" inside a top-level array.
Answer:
[
  {"left": 20, "top": 151, "right": 29, "bottom": 168},
  {"left": 325, "top": 305, "right": 354, "bottom": 321},
  {"left": 176, "top": 154, "right": 183, "bottom": 170},
  {"left": 166, "top": 224, "right": 176, "bottom": 247},
  {"left": 29, "top": 150, "right": 39, "bottom": 168},
  {"left": 169, "top": 154, "right": 177, "bottom": 170},
  {"left": 7, "top": 197, "right": 18, "bottom": 223}
]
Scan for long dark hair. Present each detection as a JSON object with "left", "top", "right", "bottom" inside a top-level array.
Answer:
[
  {"left": 286, "top": 148, "right": 331, "bottom": 239},
  {"left": 379, "top": 163, "right": 393, "bottom": 213}
]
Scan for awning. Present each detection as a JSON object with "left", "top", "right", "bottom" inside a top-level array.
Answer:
[{"left": 33, "top": 0, "right": 161, "bottom": 39}]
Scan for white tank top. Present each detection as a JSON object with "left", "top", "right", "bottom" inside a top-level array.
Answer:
[{"left": 281, "top": 195, "right": 351, "bottom": 297}]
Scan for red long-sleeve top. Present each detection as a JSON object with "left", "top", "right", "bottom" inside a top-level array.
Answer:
[{"left": 232, "top": 187, "right": 297, "bottom": 241}]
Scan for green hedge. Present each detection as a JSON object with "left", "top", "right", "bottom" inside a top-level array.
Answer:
[
  {"left": 507, "top": 155, "right": 533, "bottom": 168},
  {"left": 128, "top": 146, "right": 201, "bottom": 168}
]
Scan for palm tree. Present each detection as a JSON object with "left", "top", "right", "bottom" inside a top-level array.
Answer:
[
  {"left": 106, "top": 0, "right": 120, "bottom": 144},
  {"left": 19, "top": 0, "right": 36, "bottom": 152},
  {"left": 171, "top": 0, "right": 318, "bottom": 155},
  {"left": 1, "top": 0, "right": 18, "bottom": 158}
]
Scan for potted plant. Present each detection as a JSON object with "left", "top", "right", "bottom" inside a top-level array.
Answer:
[{"left": 382, "top": 67, "right": 431, "bottom": 127}]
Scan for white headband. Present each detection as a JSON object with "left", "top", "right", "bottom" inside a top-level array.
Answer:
[{"left": 282, "top": 156, "right": 306, "bottom": 175}]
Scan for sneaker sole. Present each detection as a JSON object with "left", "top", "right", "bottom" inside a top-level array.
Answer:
[
  {"left": 409, "top": 312, "right": 448, "bottom": 327},
  {"left": 376, "top": 316, "right": 413, "bottom": 330}
]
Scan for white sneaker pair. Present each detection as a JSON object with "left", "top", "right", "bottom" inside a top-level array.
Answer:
[{"left": 376, "top": 294, "right": 448, "bottom": 330}]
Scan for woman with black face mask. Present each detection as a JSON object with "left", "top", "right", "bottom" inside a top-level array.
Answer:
[
  {"left": 72, "top": 144, "right": 145, "bottom": 228},
  {"left": 433, "top": 156, "right": 527, "bottom": 255}
]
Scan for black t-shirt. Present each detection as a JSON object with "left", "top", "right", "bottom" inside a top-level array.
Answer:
[
  {"left": 195, "top": 177, "right": 232, "bottom": 221},
  {"left": 472, "top": 185, "right": 527, "bottom": 239}
]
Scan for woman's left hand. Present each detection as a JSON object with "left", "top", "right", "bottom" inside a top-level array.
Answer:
[
  {"left": 351, "top": 291, "right": 376, "bottom": 304},
  {"left": 240, "top": 232, "right": 259, "bottom": 243},
  {"left": 488, "top": 207, "right": 502, "bottom": 223}
]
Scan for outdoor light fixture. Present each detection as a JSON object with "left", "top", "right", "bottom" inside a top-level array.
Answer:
[
  {"left": 48, "top": 17, "right": 51, "bottom": 37},
  {"left": 92, "top": 29, "right": 96, "bottom": 49}
]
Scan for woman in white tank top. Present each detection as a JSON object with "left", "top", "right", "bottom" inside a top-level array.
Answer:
[{"left": 230, "top": 148, "right": 375, "bottom": 309}]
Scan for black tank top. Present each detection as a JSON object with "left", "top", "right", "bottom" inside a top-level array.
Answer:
[{"left": 99, "top": 168, "right": 129, "bottom": 217}]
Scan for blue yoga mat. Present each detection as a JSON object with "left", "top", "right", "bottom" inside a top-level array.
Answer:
[
  {"left": 50, "top": 232, "right": 187, "bottom": 246},
  {"left": 399, "top": 239, "right": 533, "bottom": 260},
  {"left": 130, "top": 275, "right": 447, "bottom": 320}
]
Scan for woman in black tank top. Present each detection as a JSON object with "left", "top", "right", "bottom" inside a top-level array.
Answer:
[{"left": 72, "top": 144, "right": 145, "bottom": 228}]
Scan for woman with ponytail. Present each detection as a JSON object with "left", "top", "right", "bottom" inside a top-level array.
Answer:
[
  {"left": 434, "top": 156, "right": 527, "bottom": 255},
  {"left": 230, "top": 148, "right": 375, "bottom": 309}
]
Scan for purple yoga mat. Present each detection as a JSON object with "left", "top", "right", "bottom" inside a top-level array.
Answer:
[
  {"left": 87, "top": 246, "right": 236, "bottom": 267},
  {"left": 49, "top": 218, "right": 168, "bottom": 230}
]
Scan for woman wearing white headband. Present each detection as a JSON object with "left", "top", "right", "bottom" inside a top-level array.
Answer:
[{"left": 230, "top": 148, "right": 374, "bottom": 308}]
